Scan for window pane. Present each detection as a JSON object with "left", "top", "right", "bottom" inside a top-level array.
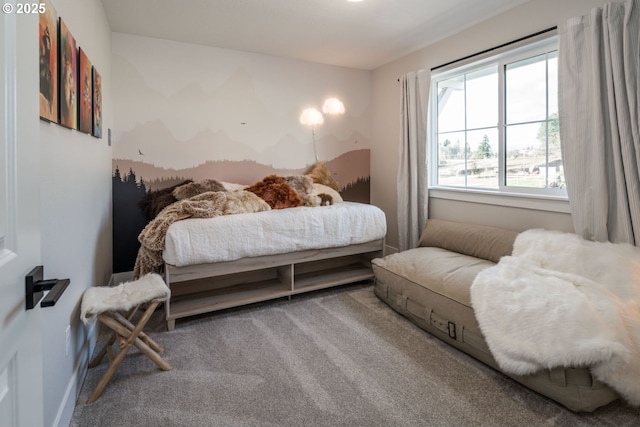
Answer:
[
  {"left": 506, "top": 54, "right": 547, "bottom": 124},
  {"left": 466, "top": 67, "right": 498, "bottom": 129},
  {"left": 438, "top": 76, "right": 465, "bottom": 132},
  {"left": 437, "top": 131, "right": 466, "bottom": 186},
  {"left": 430, "top": 36, "right": 563, "bottom": 197},
  {"left": 505, "top": 123, "right": 547, "bottom": 188},
  {"left": 465, "top": 128, "right": 498, "bottom": 189}
]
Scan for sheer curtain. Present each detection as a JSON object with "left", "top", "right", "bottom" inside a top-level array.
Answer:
[
  {"left": 558, "top": 0, "right": 640, "bottom": 244},
  {"left": 397, "top": 70, "right": 430, "bottom": 251}
]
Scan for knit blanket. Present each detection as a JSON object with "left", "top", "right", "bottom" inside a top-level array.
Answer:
[
  {"left": 470, "top": 229, "right": 640, "bottom": 406},
  {"left": 133, "top": 191, "right": 270, "bottom": 278}
]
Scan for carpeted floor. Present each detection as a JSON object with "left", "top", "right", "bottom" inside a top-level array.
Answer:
[{"left": 70, "top": 283, "right": 640, "bottom": 427}]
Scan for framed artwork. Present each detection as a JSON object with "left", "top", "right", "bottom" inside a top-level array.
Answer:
[
  {"left": 58, "top": 18, "right": 77, "bottom": 129},
  {"left": 39, "top": 0, "right": 57, "bottom": 122},
  {"left": 78, "top": 48, "right": 93, "bottom": 134},
  {"left": 92, "top": 67, "right": 102, "bottom": 138}
]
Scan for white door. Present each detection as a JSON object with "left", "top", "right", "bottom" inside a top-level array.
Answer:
[{"left": 0, "top": 7, "right": 44, "bottom": 427}]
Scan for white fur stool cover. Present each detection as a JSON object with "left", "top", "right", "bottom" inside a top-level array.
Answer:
[{"left": 81, "top": 273, "right": 170, "bottom": 324}]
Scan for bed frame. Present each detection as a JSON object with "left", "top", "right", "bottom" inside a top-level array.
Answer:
[{"left": 163, "top": 238, "right": 385, "bottom": 330}]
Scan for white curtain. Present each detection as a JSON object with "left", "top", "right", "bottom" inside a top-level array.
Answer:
[
  {"left": 558, "top": 0, "right": 640, "bottom": 244},
  {"left": 397, "top": 70, "right": 430, "bottom": 251}
]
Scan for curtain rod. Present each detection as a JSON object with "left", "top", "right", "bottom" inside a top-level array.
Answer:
[
  {"left": 430, "top": 26, "right": 557, "bottom": 72},
  {"left": 397, "top": 26, "right": 558, "bottom": 81}
]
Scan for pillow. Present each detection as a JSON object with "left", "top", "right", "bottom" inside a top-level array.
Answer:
[
  {"left": 311, "top": 183, "right": 343, "bottom": 205},
  {"left": 173, "top": 179, "right": 226, "bottom": 200},
  {"left": 245, "top": 175, "right": 302, "bottom": 209},
  {"left": 223, "top": 191, "right": 271, "bottom": 215},
  {"left": 138, "top": 180, "right": 192, "bottom": 220},
  {"left": 418, "top": 219, "right": 517, "bottom": 263},
  {"left": 306, "top": 161, "right": 341, "bottom": 192},
  {"left": 220, "top": 181, "right": 247, "bottom": 192},
  {"left": 283, "top": 175, "right": 315, "bottom": 206}
]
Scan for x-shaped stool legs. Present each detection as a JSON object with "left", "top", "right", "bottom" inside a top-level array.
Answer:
[{"left": 87, "top": 299, "right": 172, "bottom": 403}]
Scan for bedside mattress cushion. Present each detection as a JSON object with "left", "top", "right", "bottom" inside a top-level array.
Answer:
[{"left": 372, "top": 247, "right": 494, "bottom": 308}]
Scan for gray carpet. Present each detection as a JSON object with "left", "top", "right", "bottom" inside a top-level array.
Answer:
[{"left": 70, "top": 283, "right": 640, "bottom": 427}]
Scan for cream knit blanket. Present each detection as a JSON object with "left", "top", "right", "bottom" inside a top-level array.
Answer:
[{"left": 133, "top": 191, "right": 270, "bottom": 279}]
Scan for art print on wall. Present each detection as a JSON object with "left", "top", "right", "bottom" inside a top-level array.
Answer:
[
  {"left": 78, "top": 48, "right": 93, "bottom": 134},
  {"left": 58, "top": 18, "right": 77, "bottom": 129},
  {"left": 39, "top": 0, "right": 57, "bottom": 122},
  {"left": 92, "top": 67, "right": 102, "bottom": 138}
]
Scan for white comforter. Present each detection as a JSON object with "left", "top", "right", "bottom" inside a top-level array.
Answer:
[
  {"left": 470, "top": 229, "right": 640, "bottom": 405},
  {"left": 163, "top": 201, "right": 387, "bottom": 266}
]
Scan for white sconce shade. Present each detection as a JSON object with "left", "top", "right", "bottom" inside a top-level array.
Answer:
[
  {"left": 299, "top": 107, "right": 324, "bottom": 126},
  {"left": 322, "top": 97, "right": 345, "bottom": 115}
]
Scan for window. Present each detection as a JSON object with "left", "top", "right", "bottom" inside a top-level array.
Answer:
[{"left": 430, "top": 36, "right": 565, "bottom": 198}]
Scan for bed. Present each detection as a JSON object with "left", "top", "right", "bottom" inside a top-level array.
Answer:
[{"left": 134, "top": 171, "right": 387, "bottom": 331}]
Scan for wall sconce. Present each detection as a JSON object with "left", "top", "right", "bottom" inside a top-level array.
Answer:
[
  {"left": 300, "top": 98, "right": 345, "bottom": 162},
  {"left": 322, "top": 97, "right": 345, "bottom": 115}
]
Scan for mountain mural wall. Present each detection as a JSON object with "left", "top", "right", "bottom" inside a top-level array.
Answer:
[{"left": 111, "top": 33, "right": 372, "bottom": 272}]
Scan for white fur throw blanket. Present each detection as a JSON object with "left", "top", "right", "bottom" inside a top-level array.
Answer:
[
  {"left": 470, "top": 229, "right": 640, "bottom": 406},
  {"left": 81, "top": 273, "right": 170, "bottom": 324}
]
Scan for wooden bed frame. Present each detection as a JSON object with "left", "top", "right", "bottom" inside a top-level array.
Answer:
[{"left": 163, "top": 238, "right": 385, "bottom": 331}]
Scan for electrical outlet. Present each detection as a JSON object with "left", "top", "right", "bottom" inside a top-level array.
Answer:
[{"left": 65, "top": 325, "right": 71, "bottom": 357}]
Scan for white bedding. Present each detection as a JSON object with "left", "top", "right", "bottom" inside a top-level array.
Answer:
[{"left": 163, "top": 201, "right": 387, "bottom": 266}]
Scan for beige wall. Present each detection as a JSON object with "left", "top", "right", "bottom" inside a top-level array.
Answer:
[{"left": 370, "top": 0, "right": 613, "bottom": 251}]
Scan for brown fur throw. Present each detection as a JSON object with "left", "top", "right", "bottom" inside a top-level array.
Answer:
[
  {"left": 138, "top": 180, "right": 193, "bottom": 220},
  {"left": 245, "top": 175, "right": 302, "bottom": 209},
  {"left": 173, "top": 179, "right": 226, "bottom": 200},
  {"left": 306, "top": 161, "right": 341, "bottom": 192}
]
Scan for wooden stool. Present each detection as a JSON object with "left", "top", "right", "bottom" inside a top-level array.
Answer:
[{"left": 80, "top": 273, "right": 172, "bottom": 403}]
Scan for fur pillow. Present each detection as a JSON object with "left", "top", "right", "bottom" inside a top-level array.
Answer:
[
  {"left": 221, "top": 181, "right": 247, "bottom": 192},
  {"left": 306, "top": 161, "right": 341, "bottom": 192},
  {"left": 173, "top": 179, "right": 226, "bottom": 200},
  {"left": 138, "top": 180, "right": 193, "bottom": 220},
  {"left": 312, "top": 183, "right": 343, "bottom": 204},
  {"left": 245, "top": 175, "right": 302, "bottom": 209},
  {"left": 283, "top": 175, "right": 316, "bottom": 206},
  {"left": 223, "top": 191, "right": 271, "bottom": 215}
]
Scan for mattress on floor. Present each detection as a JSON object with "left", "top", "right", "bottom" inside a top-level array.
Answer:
[
  {"left": 372, "top": 247, "right": 620, "bottom": 413},
  {"left": 163, "top": 201, "right": 387, "bottom": 267}
]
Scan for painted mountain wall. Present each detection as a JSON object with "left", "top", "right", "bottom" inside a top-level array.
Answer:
[{"left": 111, "top": 33, "right": 372, "bottom": 272}]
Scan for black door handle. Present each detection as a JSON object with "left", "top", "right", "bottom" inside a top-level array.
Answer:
[{"left": 25, "top": 265, "right": 70, "bottom": 309}]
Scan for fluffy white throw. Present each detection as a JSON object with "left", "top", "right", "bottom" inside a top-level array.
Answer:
[
  {"left": 81, "top": 273, "right": 170, "bottom": 324},
  {"left": 470, "top": 229, "right": 640, "bottom": 406}
]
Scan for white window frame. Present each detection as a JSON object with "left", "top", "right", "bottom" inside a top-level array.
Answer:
[{"left": 428, "top": 34, "right": 568, "bottom": 213}]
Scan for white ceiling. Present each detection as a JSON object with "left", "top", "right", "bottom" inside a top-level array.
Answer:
[{"left": 102, "top": 0, "right": 529, "bottom": 70}]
